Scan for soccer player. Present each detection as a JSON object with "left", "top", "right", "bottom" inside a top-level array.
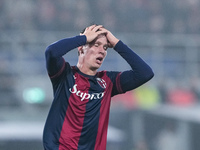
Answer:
[{"left": 43, "top": 25, "right": 154, "bottom": 150}]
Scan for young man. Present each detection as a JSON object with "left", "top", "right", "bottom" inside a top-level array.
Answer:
[{"left": 43, "top": 25, "right": 154, "bottom": 150}]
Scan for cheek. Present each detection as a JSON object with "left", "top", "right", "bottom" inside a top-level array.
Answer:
[
  {"left": 85, "top": 49, "right": 96, "bottom": 56},
  {"left": 84, "top": 51, "right": 95, "bottom": 61}
]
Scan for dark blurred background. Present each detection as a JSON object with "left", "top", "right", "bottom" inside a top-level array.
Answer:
[{"left": 0, "top": 0, "right": 200, "bottom": 150}]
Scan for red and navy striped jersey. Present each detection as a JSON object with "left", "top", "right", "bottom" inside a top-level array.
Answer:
[
  {"left": 43, "top": 62, "right": 123, "bottom": 150},
  {"left": 43, "top": 35, "right": 154, "bottom": 150}
]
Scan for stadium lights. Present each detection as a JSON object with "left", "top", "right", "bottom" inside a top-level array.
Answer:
[{"left": 23, "top": 87, "right": 45, "bottom": 104}]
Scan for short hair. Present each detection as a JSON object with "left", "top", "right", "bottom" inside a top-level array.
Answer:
[{"left": 80, "top": 23, "right": 102, "bottom": 34}]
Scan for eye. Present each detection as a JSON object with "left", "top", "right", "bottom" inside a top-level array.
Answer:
[
  {"left": 103, "top": 46, "right": 108, "bottom": 50},
  {"left": 94, "top": 43, "right": 99, "bottom": 47}
]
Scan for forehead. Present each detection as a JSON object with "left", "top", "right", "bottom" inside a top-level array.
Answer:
[{"left": 92, "top": 34, "right": 108, "bottom": 44}]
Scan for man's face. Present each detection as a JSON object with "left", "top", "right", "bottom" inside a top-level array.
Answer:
[{"left": 82, "top": 35, "right": 108, "bottom": 71}]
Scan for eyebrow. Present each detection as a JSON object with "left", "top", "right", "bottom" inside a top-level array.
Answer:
[{"left": 95, "top": 41, "right": 108, "bottom": 47}]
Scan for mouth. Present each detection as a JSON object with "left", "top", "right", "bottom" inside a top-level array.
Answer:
[{"left": 96, "top": 57, "right": 103, "bottom": 64}]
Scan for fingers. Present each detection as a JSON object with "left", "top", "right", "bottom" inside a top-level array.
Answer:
[
  {"left": 88, "top": 25, "right": 103, "bottom": 31},
  {"left": 100, "top": 27, "right": 119, "bottom": 48},
  {"left": 83, "top": 25, "right": 108, "bottom": 43},
  {"left": 84, "top": 25, "right": 118, "bottom": 47},
  {"left": 93, "top": 25, "right": 103, "bottom": 32},
  {"left": 85, "top": 25, "right": 105, "bottom": 34}
]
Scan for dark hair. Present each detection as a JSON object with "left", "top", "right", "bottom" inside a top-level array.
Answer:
[
  {"left": 80, "top": 23, "right": 101, "bottom": 34},
  {"left": 80, "top": 27, "right": 87, "bottom": 34}
]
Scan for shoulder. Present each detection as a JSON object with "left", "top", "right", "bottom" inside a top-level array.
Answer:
[{"left": 50, "top": 62, "right": 73, "bottom": 81}]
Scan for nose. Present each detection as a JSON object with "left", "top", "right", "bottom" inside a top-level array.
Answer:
[
  {"left": 99, "top": 49, "right": 106, "bottom": 56},
  {"left": 99, "top": 46, "right": 107, "bottom": 55}
]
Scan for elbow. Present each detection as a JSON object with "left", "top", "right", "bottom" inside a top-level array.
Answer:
[
  {"left": 45, "top": 45, "right": 55, "bottom": 59},
  {"left": 137, "top": 67, "right": 154, "bottom": 84},
  {"left": 148, "top": 67, "right": 154, "bottom": 79},
  {"left": 145, "top": 68, "right": 154, "bottom": 82},
  {"left": 151, "top": 71, "right": 154, "bottom": 79}
]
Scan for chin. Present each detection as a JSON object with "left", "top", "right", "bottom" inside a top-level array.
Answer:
[{"left": 91, "top": 65, "right": 101, "bottom": 71}]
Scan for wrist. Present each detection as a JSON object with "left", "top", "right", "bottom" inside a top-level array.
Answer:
[
  {"left": 113, "top": 40, "right": 123, "bottom": 50},
  {"left": 113, "top": 39, "right": 119, "bottom": 47}
]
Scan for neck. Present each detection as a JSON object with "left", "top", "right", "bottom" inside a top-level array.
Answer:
[{"left": 77, "top": 63, "right": 97, "bottom": 76}]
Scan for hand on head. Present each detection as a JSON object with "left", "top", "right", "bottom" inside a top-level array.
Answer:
[
  {"left": 81, "top": 25, "right": 106, "bottom": 43},
  {"left": 100, "top": 28, "right": 119, "bottom": 48},
  {"left": 81, "top": 25, "right": 119, "bottom": 48}
]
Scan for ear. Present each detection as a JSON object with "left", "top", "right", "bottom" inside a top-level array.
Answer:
[{"left": 78, "top": 46, "right": 84, "bottom": 55}]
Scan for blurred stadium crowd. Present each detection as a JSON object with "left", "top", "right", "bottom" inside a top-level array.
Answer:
[
  {"left": 0, "top": 0, "right": 200, "bottom": 33},
  {"left": 1, "top": 0, "right": 200, "bottom": 108},
  {"left": 1, "top": 0, "right": 200, "bottom": 150}
]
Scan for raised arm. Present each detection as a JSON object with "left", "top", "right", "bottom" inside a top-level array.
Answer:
[
  {"left": 45, "top": 35, "right": 86, "bottom": 76},
  {"left": 114, "top": 41, "right": 154, "bottom": 92},
  {"left": 102, "top": 27, "right": 154, "bottom": 92},
  {"left": 45, "top": 25, "right": 107, "bottom": 77}
]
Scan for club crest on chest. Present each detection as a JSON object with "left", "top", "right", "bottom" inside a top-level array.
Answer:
[{"left": 96, "top": 78, "right": 107, "bottom": 89}]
